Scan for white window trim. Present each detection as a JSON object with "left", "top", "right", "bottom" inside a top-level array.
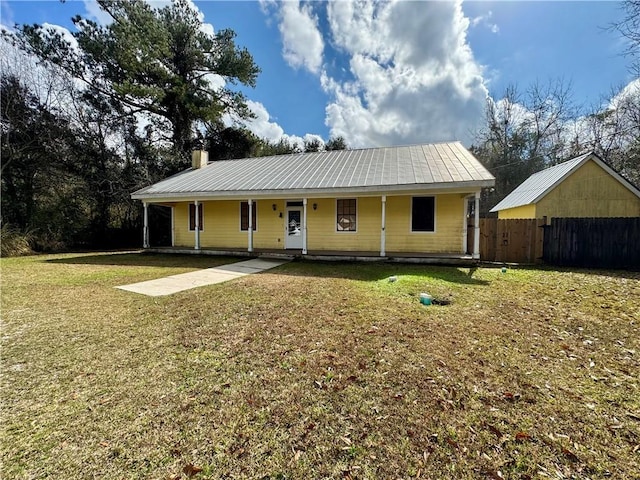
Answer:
[
  {"left": 410, "top": 196, "right": 437, "bottom": 234},
  {"left": 239, "top": 200, "right": 258, "bottom": 232},
  {"left": 335, "top": 198, "right": 358, "bottom": 233},
  {"left": 188, "top": 202, "right": 204, "bottom": 232}
]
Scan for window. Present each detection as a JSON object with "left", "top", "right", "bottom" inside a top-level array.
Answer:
[
  {"left": 411, "top": 196, "right": 435, "bottom": 232},
  {"left": 189, "top": 203, "right": 203, "bottom": 231},
  {"left": 240, "top": 201, "right": 257, "bottom": 231},
  {"left": 337, "top": 198, "right": 357, "bottom": 232}
]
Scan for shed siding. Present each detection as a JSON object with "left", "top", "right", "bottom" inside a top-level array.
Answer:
[
  {"left": 497, "top": 204, "right": 537, "bottom": 219},
  {"left": 536, "top": 159, "right": 640, "bottom": 218}
]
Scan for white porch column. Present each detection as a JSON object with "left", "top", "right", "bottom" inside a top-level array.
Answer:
[
  {"left": 473, "top": 191, "right": 480, "bottom": 259},
  {"left": 302, "top": 198, "right": 308, "bottom": 255},
  {"left": 462, "top": 195, "right": 471, "bottom": 253},
  {"left": 143, "top": 202, "right": 150, "bottom": 248},
  {"left": 194, "top": 200, "right": 200, "bottom": 250},
  {"left": 248, "top": 199, "right": 253, "bottom": 253},
  {"left": 171, "top": 206, "right": 175, "bottom": 247},
  {"left": 380, "top": 195, "right": 386, "bottom": 257}
]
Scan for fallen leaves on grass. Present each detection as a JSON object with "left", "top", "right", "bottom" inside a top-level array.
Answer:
[
  {"left": 561, "top": 447, "right": 579, "bottom": 462},
  {"left": 2, "top": 256, "right": 639, "bottom": 479},
  {"left": 515, "top": 431, "right": 532, "bottom": 442},
  {"left": 182, "top": 463, "right": 203, "bottom": 477}
]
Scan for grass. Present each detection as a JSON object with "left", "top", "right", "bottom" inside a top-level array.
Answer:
[{"left": 1, "top": 252, "right": 639, "bottom": 479}]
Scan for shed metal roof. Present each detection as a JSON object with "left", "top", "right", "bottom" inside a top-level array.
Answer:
[
  {"left": 490, "top": 152, "right": 640, "bottom": 212},
  {"left": 133, "top": 142, "right": 495, "bottom": 201}
]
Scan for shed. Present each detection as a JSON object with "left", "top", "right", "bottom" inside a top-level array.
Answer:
[{"left": 490, "top": 152, "right": 640, "bottom": 219}]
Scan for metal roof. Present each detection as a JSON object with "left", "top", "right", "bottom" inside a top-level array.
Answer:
[
  {"left": 132, "top": 142, "right": 495, "bottom": 201},
  {"left": 490, "top": 152, "right": 640, "bottom": 212}
]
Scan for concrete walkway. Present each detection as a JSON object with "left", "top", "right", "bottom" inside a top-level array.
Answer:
[{"left": 116, "top": 258, "right": 290, "bottom": 297}]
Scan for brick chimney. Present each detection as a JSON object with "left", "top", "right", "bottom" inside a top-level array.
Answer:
[{"left": 192, "top": 150, "right": 209, "bottom": 169}]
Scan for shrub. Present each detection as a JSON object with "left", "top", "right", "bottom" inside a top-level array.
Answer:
[{"left": 0, "top": 224, "right": 34, "bottom": 257}]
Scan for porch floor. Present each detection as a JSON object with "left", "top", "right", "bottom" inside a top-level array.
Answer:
[{"left": 145, "top": 246, "right": 477, "bottom": 265}]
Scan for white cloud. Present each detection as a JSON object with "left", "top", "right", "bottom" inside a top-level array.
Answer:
[
  {"left": 303, "top": 133, "right": 325, "bottom": 148},
  {"left": 82, "top": 0, "right": 114, "bottom": 25},
  {"left": 82, "top": 0, "right": 215, "bottom": 36},
  {"left": 321, "top": 0, "right": 488, "bottom": 147},
  {"left": 268, "top": 0, "right": 324, "bottom": 74},
  {"left": 238, "top": 100, "right": 307, "bottom": 150},
  {"left": 259, "top": 0, "right": 498, "bottom": 148},
  {"left": 470, "top": 11, "right": 499, "bottom": 34},
  {"left": 203, "top": 73, "right": 225, "bottom": 91},
  {"left": 608, "top": 78, "right": 640, "bottom": 110},
  {"left": 1, "top": 1, "right": 14, "bottom": 29},
  {"left": 243, "top": 100, "right": 286, "bottom": 141},
  {"left": 41, "top": 22, "right": 79, "bottom": 51}
]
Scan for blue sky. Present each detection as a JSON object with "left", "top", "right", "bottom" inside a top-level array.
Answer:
[{"left": 1, "top": 1, "right": 635, "bottom": 148}]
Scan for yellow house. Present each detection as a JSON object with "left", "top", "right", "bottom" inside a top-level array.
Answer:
[
  {"left": 490, "top": 152, "right": 640, "bottom": 220},
  {"left": 132, "top": 142, "right": 495, "bottom": 259}
]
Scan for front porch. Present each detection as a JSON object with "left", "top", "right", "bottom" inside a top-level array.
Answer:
[
  {"left": 143, "top": 246, "right": 478, "bottom": 266},
  {"left": 141, "top": 192, "right": 483, "bottom": 261}
]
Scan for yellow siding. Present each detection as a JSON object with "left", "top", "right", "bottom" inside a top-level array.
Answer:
[
  {"left": 174, "top": 200, "right": 284, "bottom": 249},
  {"left": 173, "top": 202, "right": 193, "bottom": 247},
  {"left": 307, "top": 197, "right": 381, "bottom": 251},
  {"left": 537, "top": 159, "right": 640, "bottom": 218},
  {"left": 253, "top": 200, "right": 286, "bottom": 249},
  {"left": 385, "top": 194, "right": 465, "bottom": 254},
  {"left": 497, "top": 204, "right": 537, "bottom": 219},
  {"left": 171, "top": 194, "right": 467, "bottom": 253}
]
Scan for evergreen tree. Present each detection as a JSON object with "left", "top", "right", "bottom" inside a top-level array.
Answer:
[{"left": 9, "top": 0, "right": 260, "bottom": 166}]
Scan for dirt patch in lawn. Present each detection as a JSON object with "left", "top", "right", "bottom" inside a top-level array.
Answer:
[{"left": 2, "top": 256, "right": 639, "bottom": 479}]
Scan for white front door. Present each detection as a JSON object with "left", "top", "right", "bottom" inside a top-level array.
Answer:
[{"left": 285, "top": 208, "right": 304, "bottom": 249}]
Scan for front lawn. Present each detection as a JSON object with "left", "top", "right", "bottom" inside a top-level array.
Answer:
[{"left": 1, "top": 253, "right": 638, "bottom": 479}]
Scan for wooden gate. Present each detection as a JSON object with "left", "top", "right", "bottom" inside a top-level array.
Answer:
[{"left": 480, "top": 218, "right": 544, "bottom": 264}]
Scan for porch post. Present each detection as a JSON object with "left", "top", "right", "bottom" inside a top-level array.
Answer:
[
  {"left": 143, "top": 202, "right": 150, "bottom": 248},
  {"left": 248, "top": 199, "right": 253, "bottom": 253},
  {"left": 302, "top": 198, "right": 308, "bottom": 255},
  {"left": 194, "top": 200, "right": 200, "bottom": 250},
  {"left": 462, "top": 195, "right": 470, "bottom": 253},
  {"left": 473, "top": 191, "right": 480, "bottom": 259},
  {"left": 171, "top": 206, "right": 175, "bottom": 247},
  {"left": 380, "top": 195, "right": 386, "bottom": 257}
]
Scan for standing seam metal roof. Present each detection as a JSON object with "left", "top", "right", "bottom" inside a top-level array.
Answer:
[
  {"left": 132, "top": 141, "right": 495, "bottom": 199},
  {"left": 490, "top": 153, "right": 594, "bottom": 212}
]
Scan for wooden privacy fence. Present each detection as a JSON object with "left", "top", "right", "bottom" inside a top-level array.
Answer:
[
  {"left": 542, "top": 217, "right": 640, "bottom": 269},
  {"left": 480, "top": 217, "right": 640, "bottom": 268},
  {"left": 479, "top": 218, "right": 544, "bottom": 264}
]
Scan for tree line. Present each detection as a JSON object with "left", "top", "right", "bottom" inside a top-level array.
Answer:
[
  {"left": 1, "top": 0, "right": 345, "bottom": 254},
  {"left": 1, "top": 0, "right": 638, "bottom": 254},
  {"left": 472, "top": 80, "right": 640, "bottom": 216}
]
